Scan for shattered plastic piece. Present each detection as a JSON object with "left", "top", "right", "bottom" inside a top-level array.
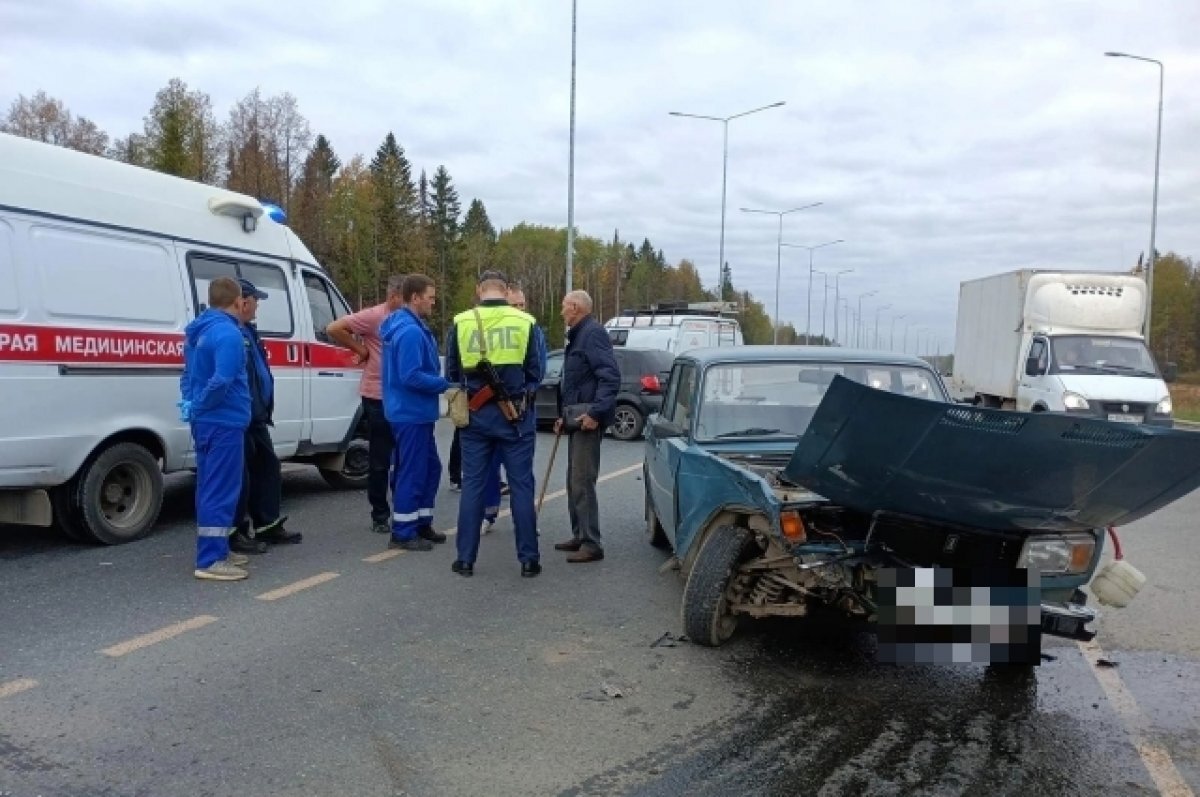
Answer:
[
  {"left": 651, "top": 632, "right": 679, "bottom": 648},
  {"left": 601, "top": 683, "right": 625, "bottom": 699}
]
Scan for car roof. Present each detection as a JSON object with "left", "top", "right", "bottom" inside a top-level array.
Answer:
[
  {"left": 675, "top": 345, "right": 934, "bottom": 369},
  {"left": 546, "top": 347, "right": 670, "bottom": 356}
]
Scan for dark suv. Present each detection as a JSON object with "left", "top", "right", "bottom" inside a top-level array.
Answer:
[{"left": 535, "top": 347, "right": 676, "bottom": 440}]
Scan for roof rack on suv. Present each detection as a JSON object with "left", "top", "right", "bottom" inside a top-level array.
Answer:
[{"left": 615, "top": 300, "right": 740, "bottom": 319}]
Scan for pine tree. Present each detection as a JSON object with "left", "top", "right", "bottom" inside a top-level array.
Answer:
[
  {"left": 369, "top": 133, "right": 420, "bottom": 290},
  {"left": 292, "top": 134, "right": 342, "bottom": 263},
  {"left": 143, "top": 79, "right": 223, "bottom": 183},
  {"left": 428, "top": 166, "right": 462, "bottom": 337}
]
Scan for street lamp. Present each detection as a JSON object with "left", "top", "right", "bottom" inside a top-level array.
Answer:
[
  {"left": 890, "top": 313, "right": 906, "bottom": 351},
  {"left": 782, "top": 239, "right": 843, "bottom": 344},
  {"left": 831, "top": 268, "right": 853, "bottom": 345},
  {"left": 1105, "top": 51, "right": 1164, "bottom": 346},
  {"left": 855, "top": 290, "right": 877, "bottom": 348},
  {"left": 670, "top": 101, "right": 786, "bottom": 297},
  {"left": 741, "top": 203, "right": 823, "bottom": 344},
  {"left": 873, "top": 304, "right": 891, "bottom": 350},
  {"left": 565, "top": 0, "right": 578, "bottom": 293}
]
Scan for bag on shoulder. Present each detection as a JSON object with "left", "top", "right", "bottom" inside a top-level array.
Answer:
[{"left": 445, "top": 387, "right": 470, "bottom": 428}]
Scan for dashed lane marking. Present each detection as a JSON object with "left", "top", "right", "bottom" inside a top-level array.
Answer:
[
  {"left": 1079, "top": 639, "right": 1195, "bottom": 797},
  {"left": 362, "top": 550, "right": 405, "bottom": 563},
  {"left": 101, "top": 615, "right": 219, "bottom": 658},
  {"left": 0, "top": 678, "right": 38, "bottom": 699},
  {"left": 255, "top": 572, "right": 340, "bottom": 602}
]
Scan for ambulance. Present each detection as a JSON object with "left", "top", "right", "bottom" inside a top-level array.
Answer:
[{"left": 0, "top": 132, "right": 367, "bottom": 544}]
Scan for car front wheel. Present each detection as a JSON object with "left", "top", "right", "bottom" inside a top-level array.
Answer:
[
  {"left": 682, "top": 525, "right": 757, "bottom": 646},
  {"left": 610, "top": 404, "right": 645, "bottom": 441}
]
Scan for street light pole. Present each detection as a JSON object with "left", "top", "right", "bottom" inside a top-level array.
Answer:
[
  {"left": 670, "top": 101, "right": 786, "bottom": 298},
  {"left": 1105, "top": 51, "right": 1164, "bottom": 346},
  {"left": 565, "top": 0, "right": 577, "bottom": 294},
  {"left": 856, "top": 290, "right": 877, "bottom": 348},
  {"left": 813, "top": 270, "right": 829, "bottom": 343},
  {"left": 742, "top": 204, "right": 822, "bottom": 344},
  {"left": 890, "top": 314, "right": 906, "bottom": 351},
  {"left": 781, "top": 239, "right": 843, "bottom": 344},
  {"left": 873, "top": 304, "right": 891, "bottom": 350},
  {"left": 832, "top": 268, "right": 853, "bottom": 345}
]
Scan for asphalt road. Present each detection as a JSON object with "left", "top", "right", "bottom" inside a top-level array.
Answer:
[{"left": 2, "top": 421, "right": 1198, "bottom": 796}]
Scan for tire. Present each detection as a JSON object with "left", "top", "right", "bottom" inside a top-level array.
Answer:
[
  {"left": 51, "top": 478, "right": 91, "bottom": 543},
  {"left": 682, "top": 525, "right": 757, "bottom": 647},
  {"left": 320, "top": 437, "right": 369, "bottom": 490},
  {"left": 610, "top": 404, "right": 645, "bottom": 441},
  {"left": 645, "top": 485, "right": 671, "bottom": 550},
  {"left": 74, "top": 442, "right": 164, "bottom": 545}
]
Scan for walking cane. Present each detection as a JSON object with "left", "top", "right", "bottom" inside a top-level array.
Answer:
[{"left": 537, "top": 427, "right": 563, "bottom": 515}]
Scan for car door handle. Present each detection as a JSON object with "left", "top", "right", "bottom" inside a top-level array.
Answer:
[{"left": 317, "top": 371, "right": 344, "bottom": 377}]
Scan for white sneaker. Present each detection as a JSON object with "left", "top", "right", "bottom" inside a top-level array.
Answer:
[
  {"left": 194, "top": 561, "right": 248, "bottom": 581},
  {"left": 482, "top": 520, "right": 495, "bottom": 535},
  {"left": 226, "top": 552, "right": 249, "bottom": 566}
]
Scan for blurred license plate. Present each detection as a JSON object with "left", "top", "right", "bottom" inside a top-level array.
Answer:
[{"left": 1107, "top": 413, "right": 1141, "bottom": 423}]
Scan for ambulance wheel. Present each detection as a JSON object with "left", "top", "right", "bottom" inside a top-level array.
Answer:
[
  {"left": 320, "top": 438, "right": 369, "bottom": 490},
  {"left": 51, "top": 478, "right": 91, "bottom": 544},
  {"left": 76, "top": 443, "right": 164, "bottom": 545}
]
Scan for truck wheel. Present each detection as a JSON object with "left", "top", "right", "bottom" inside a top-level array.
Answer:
[
  {"left": 75, "top": 442, "right": 164, "bottom": 545},
  {"left": 320, "top": 437, "right": 369, "bottom": 490},
  {"left": 611, "top": 405, "right": 645, "bottom": 441},
  {"left": 683, "top": 525, "right": 757, "bottom": 647},
  {"left": 644, "top": 485, "right": 671, "bottom": 550}
]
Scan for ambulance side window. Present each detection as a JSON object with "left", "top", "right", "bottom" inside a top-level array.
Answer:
[
  {"left": 188, "top": 256, "right": 238, "bottom": 314},
  {"left": 303, "top": 272, "right": 348, "bottom": 343},
  {"left": 239, "top": 262, "right": 293, "bottom": 338}
]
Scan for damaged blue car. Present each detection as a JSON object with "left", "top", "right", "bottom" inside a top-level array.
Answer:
[{"left": 644, "top": 346, "right": 1200, "bottom": 659}]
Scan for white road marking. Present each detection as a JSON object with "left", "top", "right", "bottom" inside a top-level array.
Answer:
[
  {"left": 1079, "top": 639, "right": 1195, "bottom": 797},
  {"left": 367, "top": 462, "right": 642, "bottom": 547},
  {"left": 362, "top": 550, "right": 405, "bottom": 563},
  {"left": 101, "top": 615, "right": 219, "bottom": 658},
  {"left": 255, "top": 572, "right": 340, "bottom": 602},
  {"left": 0, "top": 678, "right": 38, "bottom": 699}
]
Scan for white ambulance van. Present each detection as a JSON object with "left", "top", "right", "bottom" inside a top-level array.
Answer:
[
  {"left": 604, "top": 301, "right": 743, "bottom": 354},
  {"left": 0, "top": 132, "right": 367, "bottom": 544}
]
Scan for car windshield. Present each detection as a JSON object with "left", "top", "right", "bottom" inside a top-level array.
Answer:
[
  {"left": 1050, "top": 335, "right": 1158, "bottom": 376},
  {"left": 695, "top": 361, "right": 948, "bottom": 441}
]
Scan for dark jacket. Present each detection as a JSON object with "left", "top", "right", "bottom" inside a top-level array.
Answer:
[
  {"left": 380, "top": 307, "right": 450, "bottom": 424},
  {"left": 180, "top": 308, "right": 250, "bottom": 429},
  {"left": 241, "top": 323, "right": 274, "bottom": 425},
  {"left": 560, "top": 315, "right": 620, "bottom": 427}
]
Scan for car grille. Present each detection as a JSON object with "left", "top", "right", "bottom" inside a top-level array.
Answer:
[
  {"left": 870, "top": 512, "right": 1024, "bottom": 568},
  {"left": 1099, "top": 402, "right": 1150, "bottom": 416}
]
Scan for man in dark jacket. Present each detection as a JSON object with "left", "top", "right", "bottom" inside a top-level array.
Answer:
[
  {"left": 232, "top": 278, "right": 300, "bottom": 552},
  {"left": 553, "top": 290, "right": 620, "bottom": 563}
]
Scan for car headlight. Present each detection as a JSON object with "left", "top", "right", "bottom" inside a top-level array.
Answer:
[
  {"left": 1017, "top": 534, "right": 1096, "bottom": 575},
  {"left": 1156, "top": 396, "right": 1173, "bottom": 415},
  {"left": 1062, "top": 391, "right": 1090, "bottom": 410}
]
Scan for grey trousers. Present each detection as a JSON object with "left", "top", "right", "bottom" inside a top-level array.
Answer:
[{"left": 566, "top": 429, "right": 603, "bottom": 551}]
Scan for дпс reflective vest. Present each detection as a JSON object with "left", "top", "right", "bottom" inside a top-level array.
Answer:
[{"left": 453, "top": 304, "right": 537, "bottom": 369}]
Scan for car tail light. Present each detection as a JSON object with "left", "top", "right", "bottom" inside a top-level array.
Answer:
[
  {"left": 780, "top": 511, "right": 807, "bottom": 542},
  {"left": 640, "top": 374, "right": 661, "bottom": 393}
]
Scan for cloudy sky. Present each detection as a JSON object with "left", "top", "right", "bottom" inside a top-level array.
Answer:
[{"left": 3, "top": 0, "right": 1198, "bottom": 352}]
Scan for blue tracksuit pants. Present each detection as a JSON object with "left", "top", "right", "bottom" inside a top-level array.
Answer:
[
  {"left": 456, "top": 405, "right": 539, "bottom": 565},
  {"left": 390, "top": 422, "right": 440, "bottom": 541},
  {"left": 193, "top": 423, "right": 245, "bottom": 569}
]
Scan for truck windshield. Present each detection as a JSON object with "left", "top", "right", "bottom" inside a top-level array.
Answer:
[{"left": 1049, "top": 336, "right": 1158, "bottom": 376}]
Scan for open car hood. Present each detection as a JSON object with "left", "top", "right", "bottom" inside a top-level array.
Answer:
[{"left": 783, "top": 375, "right": 1200, "bottom": 533}]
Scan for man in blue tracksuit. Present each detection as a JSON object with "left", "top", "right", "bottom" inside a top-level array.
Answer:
[
  {"left": 180, "top": 276, "right": 252, "bottom": 581},
  {"left": 445, "top": 270, "right": 546, "bottom": 578},
  {"left": 380, "top": 274, "right": 451, "bottom": 551}
]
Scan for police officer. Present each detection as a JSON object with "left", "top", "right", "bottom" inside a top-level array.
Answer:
[{"left": 445, "top": 270, "right": 546, "bottom": 577}]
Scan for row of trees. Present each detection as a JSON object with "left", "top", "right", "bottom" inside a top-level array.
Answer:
[{"left": 2, "top": 82, "right": 795, "bottom": 348}]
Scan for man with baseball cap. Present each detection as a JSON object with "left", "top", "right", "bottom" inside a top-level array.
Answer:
[{"left": 232, "top": 276, "right": 300, "bottom": 553}]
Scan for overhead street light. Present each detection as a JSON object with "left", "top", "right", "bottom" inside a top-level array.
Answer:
[
  {"left": 855, "top": 290, "right": 877, "bottom": 348},
  {"left": 1105, "top": 50, "right": 1164, "bottom": 346},
  {"left": 670, "top": 101, "right": 786, "bottom": 298},
  {"left": 566, "top": 0, "right": 578, "bottom": 294},
  {"left": 831, "top": 268, "right": 853, "bottom": 345},
  {"left": 890, "top": 313, "right": 906, "bottom": 351},
  {"left": 742, "top": 203, "right": 823, "bottom": 343},
  {"left": 873, "top": 304, "right": 891, "bottom": 350},
  {"left": 782, "top": 239, "right": 843, "bottom": 344}
]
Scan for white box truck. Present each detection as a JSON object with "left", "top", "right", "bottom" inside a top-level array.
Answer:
[
  {"left": 0, "top": 132, "right": 370, "bottom": 544},
  {"left": 950, "top": 269, "right": 1173, "bottom": 426}
]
